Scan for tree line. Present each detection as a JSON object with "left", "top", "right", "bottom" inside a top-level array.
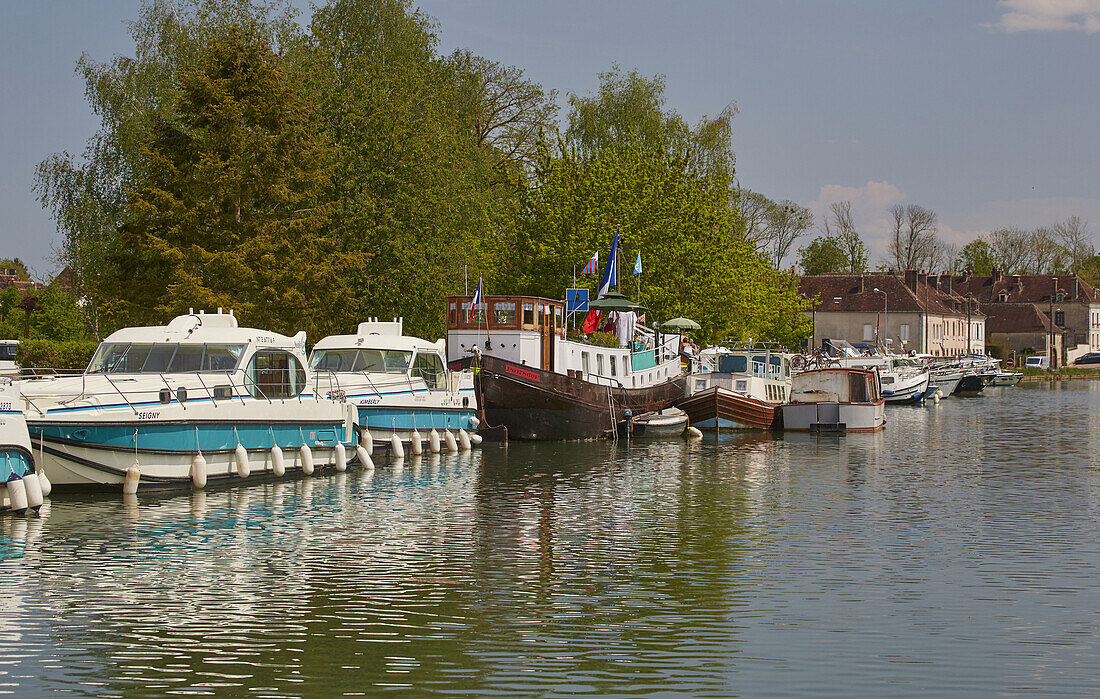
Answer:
[{"left": 33, "top": 0, "right": 811, "bottom": 347}]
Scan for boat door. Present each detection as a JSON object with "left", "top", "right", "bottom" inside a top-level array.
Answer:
[{"left": 540, "top": 302, "right": 553, "bottom": 371}]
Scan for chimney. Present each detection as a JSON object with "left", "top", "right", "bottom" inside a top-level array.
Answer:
[
  {"left": 904, "top": 269, "right": 918, "bottom": 291},
  {"left": 918, "top": 272, "right": 928, "bottom": 288},
  {"left": 940, "top": 272, "right": 952, "bottom": 295}
]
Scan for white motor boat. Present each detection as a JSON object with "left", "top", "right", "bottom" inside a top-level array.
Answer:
[
  {"left": 19, "top": 310, "right": 357, "bottom": 491},
  {"left": 1, "top": 379, "right": 46, "bottom": 514},
  {"left": 928, "top": 369, "right": 963, "bottom": 397},
  {"left": 679, "top": 344, "right": 792, "bottom": 430},
  {"left": 310, "top": 318, "right": 478, "bottom": 455},
  {"left": 781, "top": 367, "right": 885, "bottom": 432},
  {"left": 878, "top": 357, "right": 932, "bottom": 404}
]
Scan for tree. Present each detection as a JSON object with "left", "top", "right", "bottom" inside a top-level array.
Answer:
[
  {"left": 887, "top": 204, "right": 944, "bottom": 271},
  {"left": 1053, "top": 216, "right": 1094, "bottom": 272},
  {"left": 730, "top": 188, "right": 772, "bottom": 254},
  {"left": 954, "top": 238, "right": 995, "bottom": 275},
  {"left": 764, "top": 200, "right": 813, "bottom": 268},
  {"left": 797, "top": 236, "right": 848, "bottom": 275},
  {"left": 821, "top": 200, "right": 868, "bottom": 272},
  {"left": 1027, "top": 226, "right": 1063, "bottom": 274},
  {"left": 989, "top": 227, "right": 1031, "bottom": 273}
]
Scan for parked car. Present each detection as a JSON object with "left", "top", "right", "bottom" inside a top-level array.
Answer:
[
  {"left": 1025, "top": 355, "right": 1050, "bottom": 370},
  {"left": 1073, "top": 352, "right": 1100, "bottom": 366}
]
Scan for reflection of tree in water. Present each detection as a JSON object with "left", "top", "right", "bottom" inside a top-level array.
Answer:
[{"left": 463, "top": 439, "right": 758, "bottom": 693}]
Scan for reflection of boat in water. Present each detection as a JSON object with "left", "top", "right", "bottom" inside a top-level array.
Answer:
[
  {"left": 20, "top": 310, "right": 356, "bottom": 491},
  {"left": 310, "top": 318, "right": 478, "bottom": 453},
  {"left": 446, "top": 294, "right": 684, "bottom": 440},
  {"left": 678, "top": 345, "right": 790, "bottom": 430},
  {"left": 2, "top": 380, "right": 46, "bottom": 514},
  {"left": 781, "top": 368, "right": 885, "bottom": 432}
]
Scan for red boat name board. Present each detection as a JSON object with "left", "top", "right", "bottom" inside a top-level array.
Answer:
[{"left": 504, "top": 364, "right": 541, "bottom": 382}]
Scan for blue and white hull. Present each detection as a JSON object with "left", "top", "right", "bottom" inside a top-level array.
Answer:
[
  {"left": 881, "top": 372, "right": 931, "bottom": 404},
  {"left": 2, "top": 382, "right": 46, "bottom": 513}
]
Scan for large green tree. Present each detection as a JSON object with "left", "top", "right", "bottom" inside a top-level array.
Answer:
[{"left": 797, "top": 236, "right": 849, "bottom": 275}]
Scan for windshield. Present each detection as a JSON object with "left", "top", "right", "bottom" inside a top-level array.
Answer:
[
  {"left": 87, "top": 343, "right": 245, "bottom": 374},
  {"left": 309, "top": 348, "right": 413, "bottom": 374},
  {"left": 0, "top": 343, "right": 17, "bottom": 361}
]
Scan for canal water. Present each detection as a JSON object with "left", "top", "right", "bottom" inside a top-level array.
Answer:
[{"left": 3, "top": 383, "right": 1100, "bottom": 696}]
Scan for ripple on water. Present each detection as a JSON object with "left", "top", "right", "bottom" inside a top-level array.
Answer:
[{"left": 2, "top": 384, "right": 1100, "bottom": 695}]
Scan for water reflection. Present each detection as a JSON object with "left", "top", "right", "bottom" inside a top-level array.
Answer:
[{"left": 2, "top": 384, "right": 1100, "bottom": 695}]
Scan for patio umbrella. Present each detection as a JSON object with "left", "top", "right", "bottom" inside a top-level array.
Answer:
[
  {"left": 587, "top": 291, "right": 648, "bottom": 313},
  {"left": 661, "top": 317, "right": 701, "bottom": 331}
]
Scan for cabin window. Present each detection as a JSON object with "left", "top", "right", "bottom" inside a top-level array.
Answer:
[
  {"left": 719, "top": 355, "right": 748, "bottom": 374},
  {"left": 86, "top": 343, "right": 245, "bottom": 374},
  {"left": 411, "top": 352, "right": 445, "bottom": 389},
  {"left": 462, "top": 301, "right": 486, "bottom": 324},
  {"left": 310, "top": 349, "right": 411, "bottom": 374},
  {"left": 597, "top": 354, "right": 604, "bottom": 376},
  {"left": 863, "top": 324, "right": 874, "bottom": 341},
  {"left": 537, "top": 304, "right": 545, "bottom": 327},
  {"left": 554, "top": 306, "right": 563, "bottom": 330},
  {"left": 581, "top": 352, "right": 590, "bottom": 378},
  {"left": 623, "top": 356, "right": 630, "bottom": 376},
  {"left": 850, "top": 373, "right": 869, "bottom": 402},
  {"left": 523, "top": 303, "right": 535, "bottom": 326},
  {"left": 448, "top": 302, "right": 457, "bottom": 327},
  {"left": 493, "top": 301, "right": 516, "bottom": 326},
  {"left": 610, "top": 356, "right": 617, "bottom": 377},
  {"left": 246, "top": 351, "right": 306, "bottom": 399}
]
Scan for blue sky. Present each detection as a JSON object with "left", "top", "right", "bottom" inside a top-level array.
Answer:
[{"left": 3, "top": 0, "right": 1099, "bottom": 277}]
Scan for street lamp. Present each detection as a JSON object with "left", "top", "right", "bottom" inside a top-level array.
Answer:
[
  {"left": 966, "top": 295, "right": 974, "bottom": 355},
  {"left": 873, "top": 287, "right": 887, "bottom": 352},
  {"left": 1050, "top": 277, "right": 1058, "bottom": 369}
]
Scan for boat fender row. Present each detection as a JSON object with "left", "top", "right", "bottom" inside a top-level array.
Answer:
[{"left": 5, "top": 472, "right": 45, "bottom": 515}]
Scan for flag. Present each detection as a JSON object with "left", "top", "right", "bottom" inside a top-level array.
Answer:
[
  {"left": 637, "top": 312, "right": 646, "bottom": 325},
  {"left": 581, "top": 309, "right": 601, "bottom": 333},
  {"left": 597, "top": 230, "right": 619, "bottom": 299},
  {"left": 469, "top": 277, "right": 482, "bottom": 321},
  {"left": 581, "top": 252, "right": 598, "bottom": 275},
  {"left": 633, "top": 252, "right": 642, "bottom": 275}
]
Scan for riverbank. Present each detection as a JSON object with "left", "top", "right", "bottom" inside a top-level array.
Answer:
[{"left": 1021, "top": 367, "right": 1100, "bottom": 382}]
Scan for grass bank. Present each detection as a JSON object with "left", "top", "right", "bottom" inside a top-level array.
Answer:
[{"left": 1021, "top": 366, "right": 1100, "bottom": 381}]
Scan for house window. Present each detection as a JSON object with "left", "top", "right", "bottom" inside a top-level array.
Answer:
[
  {"left": 998, "top": 292, "right": 1008, "bottom": 302},
  {"left": 863, "top": 324, "right": 873, "bottom": 341},
  {"left": 900, "top": 324, "right": 910, "bottom": 342},
  {"left": 1055, "top": 310, "right": 1065, "bottom": 326}
]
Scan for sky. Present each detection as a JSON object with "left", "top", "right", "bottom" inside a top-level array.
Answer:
[{"left": 2, "top": 0, "right": 1099, "bottom": 278}]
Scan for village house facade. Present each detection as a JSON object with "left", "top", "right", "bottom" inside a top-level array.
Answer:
[{"left": 800, "top": 271, "right": 986, "bottom": 356}]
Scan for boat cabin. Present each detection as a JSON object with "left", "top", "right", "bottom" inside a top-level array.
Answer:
[
  {"left": 789, "top": 367, "right": 882, "bottom": 405},
  {"left": 309, "top": 318, "right": 448, "bottom": 390},
  {"left": 446, "top": 295, "right": 565, "bottom": 371}
]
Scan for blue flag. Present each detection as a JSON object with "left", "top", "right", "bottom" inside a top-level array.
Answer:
[
  {"left": 597, "top": 230, "right": 619, "bottom": 298},
  {"left": 633, "top": 252, "right": 642, "bottom": 275}
]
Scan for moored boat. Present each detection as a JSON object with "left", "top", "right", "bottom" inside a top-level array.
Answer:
[
  {"left": 19, "top": 310, "right": 357, "bottom": 491},
  {"left": 310, "top": 318, "right": 478, "bottom": 455},
  {"left": 677, "top": 345, "right": 791, "bottom": 430},
  {"left": 781, "top": 367, "right": 885, "bottom": 432},
  {"left": 446, "top": 294, "right": 685, "bottom": 440},
  {"left": 1, "top": 380, "right": 45, "bottom": 514}
]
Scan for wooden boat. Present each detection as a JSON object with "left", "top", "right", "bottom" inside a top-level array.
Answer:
[
  {"left": 447, "top": 294, "right": 685, "bottom": 441},
  {"left": 780, "top": 367, "right": 885, "bottom": 432},
  {"left": 631, "top": 409, "right": 688, "bottom": 437},
  {"left": 677, "top": 346, "right": 791, "bottom": 430}
]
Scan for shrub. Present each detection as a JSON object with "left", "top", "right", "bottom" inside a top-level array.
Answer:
[{"left": 16, "top": 339, "right": 99, "bottom": 371}]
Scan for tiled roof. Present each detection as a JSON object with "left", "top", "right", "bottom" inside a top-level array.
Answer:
[
  {"left": 948, "top": 272, "right": 1099, "bottom": 304},
  {"left": 984, "top": 303, "right": 1053, "bottom": 334},
  {"left": 800, "top": 273, "right": 978, "bottom": 316}
]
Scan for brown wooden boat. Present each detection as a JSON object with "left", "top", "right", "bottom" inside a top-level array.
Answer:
[
  {"left": 472, "top": 353, "right": 686, "bottom": 440},
  {"left": 676, "top": 385, "right": 782, "bottom": 431}
]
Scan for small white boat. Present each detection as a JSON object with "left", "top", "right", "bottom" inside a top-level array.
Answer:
[
  {"left": 929, "top": 369, "right": 963, "bottom": 397},
  {"left": 19, "top": 310, "right": 356, "bottom": 491},
  {"left": 990, "top": 371, "right": 1023, "bottom": 387},
  {"left": 879, "top": 366, "right": 931, "bottom": 404},
  {"left": 1, "top": 380, "right": 44, "bottom": 514},
  {"left": 781, "top": 368, "right": 885, "bottom": 432},
  {"left": 310, "top": 318, "right": 478, "bottom": 454},
  {"left": 631, "top": 408, "right": 688, "bottom": 437}
]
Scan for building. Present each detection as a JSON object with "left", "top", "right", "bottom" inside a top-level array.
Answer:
[
  {"left": 800, "top": 271, "right": 986, "bottom": 356},
  {"left": 946, "top": 270, "right": 1100, "bottom": 366},
  {"left": 983, "top": 303, "right": 1063, "bottom": 362},
  {"left": 0, "top": 268, "right": 42, "bottom": 293}
]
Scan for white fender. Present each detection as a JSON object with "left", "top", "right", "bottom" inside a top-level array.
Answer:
[
  {"left": 444, "top": 430, "right": 458, "bottom": 453},
  {"left": 37, "top": 467, "right": 51, "bottom": 498},
  {"left": 123, "top": 463, "right": 141, "bottom": 494},
  {"left": 468, "top": 416, "right": 480, "bottom": 428},
  {"left": 360, "top": 428, "right": 374, "bottom": 456},
  {"left": 429, "top": 429, "right": 441, "bottom": 453},
  {"left": 685, "top": 426, "right": 703, "bottom": 439},
  {"left": 191, "top": 453, "right": 208, "bottom": 489},
  {"left": 271, "top": 445, "right": 285, "bottom": 477},
  {"left": 410, "top": 429, "right": 424, "bottom": 455},
  {"left": 390, "top": 434, "right": 405, "bottom": 461},
  {"left": 300, "top": 444, "right": 315, "bottom": 475},
  {"left": 6, "top": 477, "right": 28, "bottom": 514},
  {"left": 356, "top": 444, "right": 374, "bottom": 470},
  {"left": 457, "top": 429, "right": 471, "bottom": 451},
  {"left": 470, "top": 433, "right": 483, "bottom": 446},
  {"left": 22, "top": 473, "right": 43, "bottom": 511},
  {"left": 235, "top": 444, "right": 250, "bottom": 478},
  {"left": 335, "top": 443, "right": 347, "bottom": 472}
]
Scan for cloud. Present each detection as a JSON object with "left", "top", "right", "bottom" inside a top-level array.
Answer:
[
  {"left": 804, "top": 180, "right": 907, "bottom": 259},
  {"left": 991, "top": 0, "right": 1100, "bottom": 34}
]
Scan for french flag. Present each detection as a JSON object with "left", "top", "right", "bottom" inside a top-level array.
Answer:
[
  {"left": 469, "top": 277, "right": 482, "bottom": 321},
  {"left": 581, "top": 252, "right": 598, "bottom": 275}
]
